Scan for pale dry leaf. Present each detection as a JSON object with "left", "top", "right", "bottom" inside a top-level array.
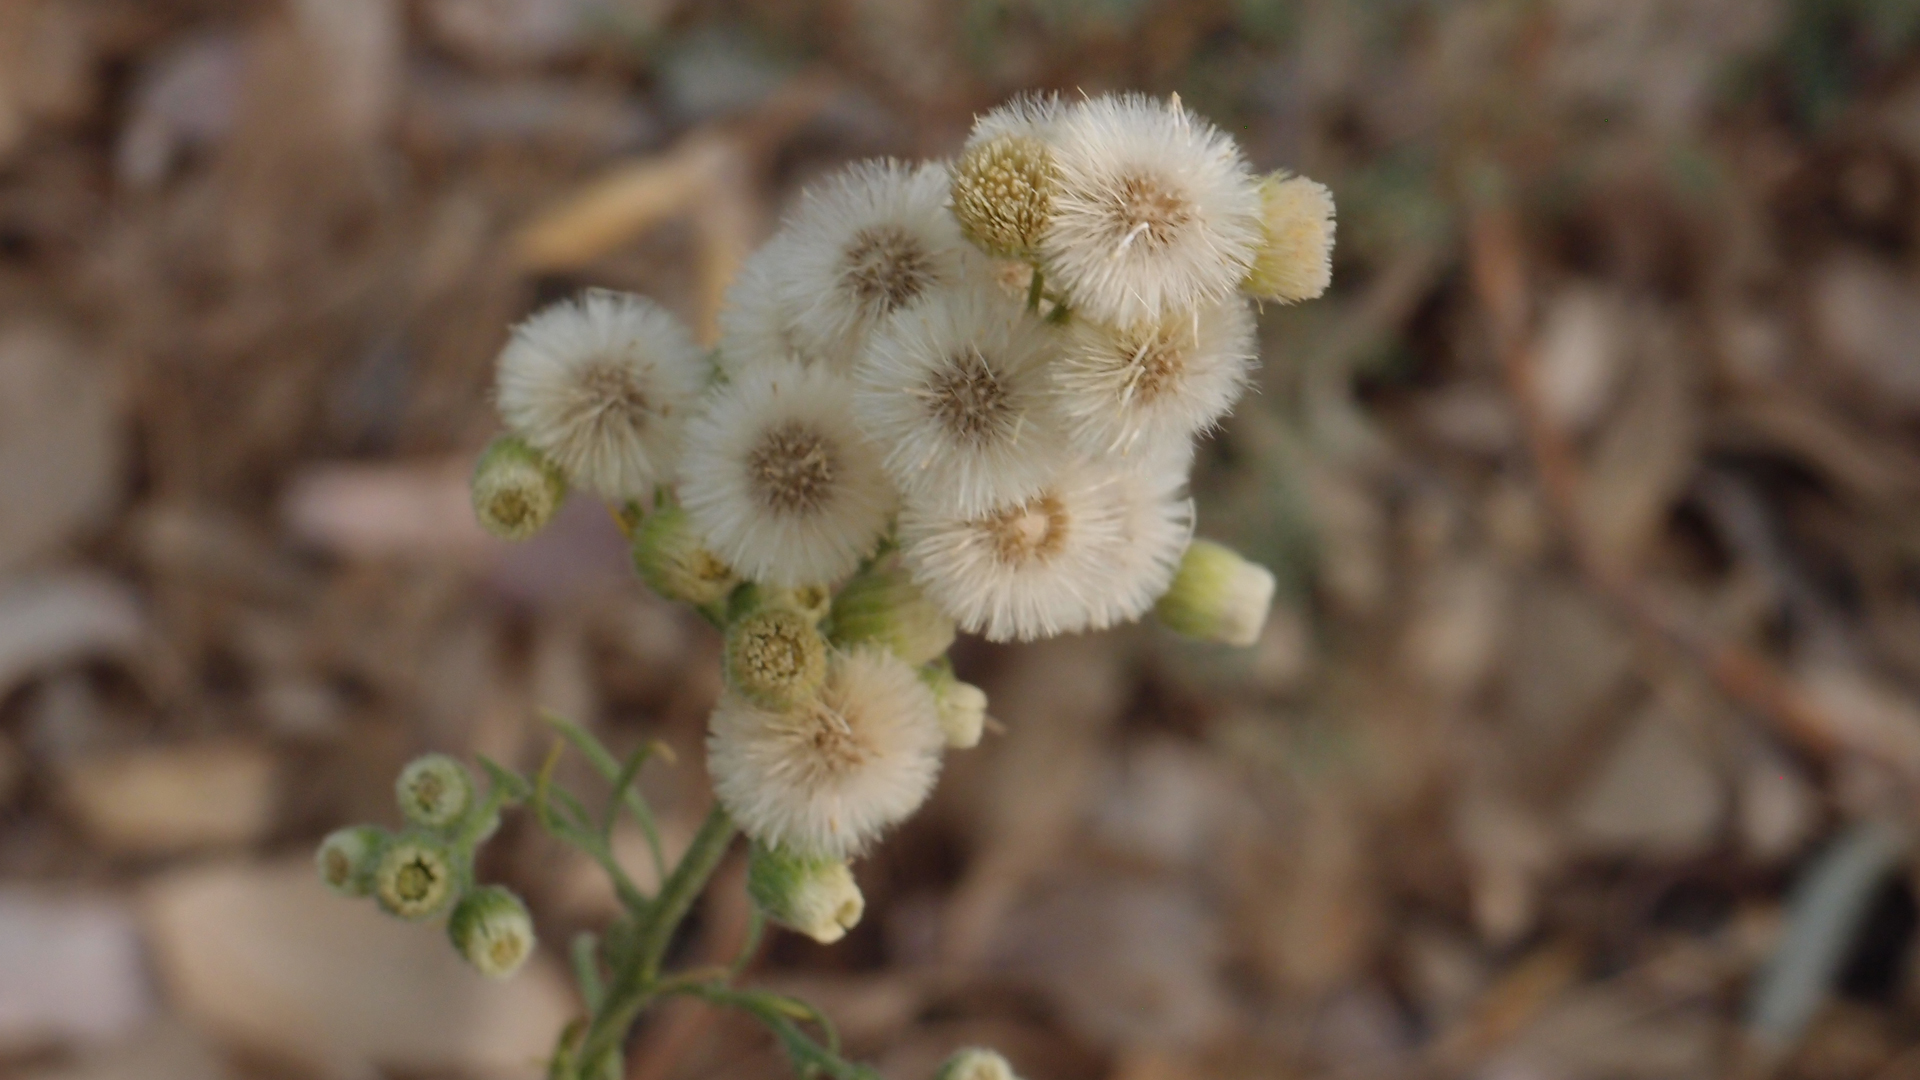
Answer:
[
  {"left": 1403, "top": 556, "right": 1509, "bottom": 699},
  {"left": 143, "top": 860, "right": 573, "bottom": 1077},
  {"left": 0, "top": 326, "right": 125, "bottom": 573},
  {"left": 1259, "top": 789, "right": 1378, "bottom": 992},
  {"left": 990, "top": 876, "right": 1232, "bottom": 1050},
  {"left": 1813, "top": 254, "right": 1920, "bottom": 414},
  {"left": 1575, "top": 310, "right": 1699, "bottom": 568},
  {"left": 289, "top": 0, "right": 403, "bottom": 143},
  {"left": 1451, "top": 771, "right": 1558, "bottom": 945},
  {"left": 281, "top": 458, "right": 493, "bottom": 562},
  {"left": 61, "top": 742, "right": 279, "bottom": 856},
  {"left": 15, "top": 1020, "right": 235, "bottom": 1080},
  {"left": 1564, "top": 700, "right": 1725, "bottom": 858},
  {"left": 0, "top": 573, "right": 144, "bottom": 703},
  {"left": 0, "top": 890, "right": 154, "bottom": 1052},
  {"left": 1535, "top": 285, "right": 1627, "bottom": 433},
  {"left": 512, "top": 132, "right": 743, "bottom": 272},
  {"left": 114, "top": 31, "right": 245, "bottom": 189}
]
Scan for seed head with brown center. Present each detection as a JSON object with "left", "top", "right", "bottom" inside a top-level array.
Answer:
[
  {"left": 747, "top": 421, "right": 839, "bottom": 515},
  {"left": 839, "top": 225, "right": 937, "bottom": 318}
]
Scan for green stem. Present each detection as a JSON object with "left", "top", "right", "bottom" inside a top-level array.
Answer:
[
  {"left": 1025, "top": 264, "right": 1045, "bottom": 312},
  {"left": 573, "top": 804, "right": 737, "bottom": 1076}
]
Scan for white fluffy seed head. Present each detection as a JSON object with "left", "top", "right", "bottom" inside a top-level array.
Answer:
[
  {"left": 717, "top": 233, "right": 824, "bottom": 375},
  {"left": 780, "top": 159, "right": 975, "bottom": 369},
  {"left": 1052, "top": 295, "right": 1257, "bottom": 457},
  {"left": 708, "top": 646, "right": 945, "bottom": 859},
  {"left": 678, "top": 363, "right": 896, "bottom": 588},
  {"left": 899, "top": 456, "right": 1192, "bottom": 642},
  {"left": 855, "top": 283, "right": 1072, "bottom": 517},
  {"left": 495, "top": 290, "right": 708, "bottom": 499},
  {"left": 1039, "top": 93, "right": 1262, "bottom": 327},
  {"left": 1244, "top": 172, "right": 1336, "bottom": 304}
]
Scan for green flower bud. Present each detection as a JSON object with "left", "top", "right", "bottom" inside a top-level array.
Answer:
[
  {"left": 373, "top": 834, "right": 460, "bottom": 920},
  {"left": 448, "top": 885, "right": 537, "bottom": 978},
  {"left": 632, "top": 505, "right": 737, "bottom": 607},
  {"left": 724, "top": 607, "right": 829, "bottom": 711},
  {"left": 1242, "top": 172, "right": 1335, "bottom": 304},
  {"left": 746, "top": 843, "right": 865, "bottom": 945},
  {"left": 831, "top": 562, "right": 956, "bottom": 666},
  {"left": 396, "top": 753, "right": 474, "bottom": 830},
  {"left": 316, "top": 825, "right": 389, "bottom": 898},
  {"left": 935, "top": 1048, "right": 1019, "bottom": 1080},
  {"left": 1154, "top": 540, "right": 1276, "bottom": 647},
  {"left": 472, "top": 435, "right": 568, "bottom": 541},
  {"left": 951, "top": 135, "right": 1056, "bottom": 260},
  {"left": 939, "top": 682, "right": 988, "bottom": 750}
]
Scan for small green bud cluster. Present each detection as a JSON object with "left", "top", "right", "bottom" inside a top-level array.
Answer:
[{"left": 316, "top": 752, "right": 535, "bottom": 979}]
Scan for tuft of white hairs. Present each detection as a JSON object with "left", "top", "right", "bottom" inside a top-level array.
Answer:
[
  {"left": 708, "top": 646, "right": 944, "bottom": 859},
  {"left": 1038, "top": 93, "right": 1262, "bottom": 327},
  {"left": 678, "top": 362, "right": 896, "bottom": 588},
  {"left": 854, "top": 282, "right": 1073, "bottom": 518},
  {"left": 494, "top": 290, "right": 707, "bottom": 499}
]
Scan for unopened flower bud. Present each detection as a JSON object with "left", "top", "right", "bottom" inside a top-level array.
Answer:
[
  {"left": 831, "top": 563, "right": 956, "bottom": 666},
  {"left": 764, "top": 584, "right": 833, "bottom": 625},
  {"left": 951, "top": 135, "right": 1056, "bottom": 260},
  {"left": 923, "top": 664, "right": 988, "bottom": 749},
  {"left": 396, "top": 753, "right": 474, "bottom": 830},
  {"left": 1154, "top": 540, "right": 1276, "bottom": 647},
  {"left": 746, "top": 843, "right": 865, "bottom": 945},
  {"left": 316, "top": 825, "right": 389, "bottom": 898},
  {"left": 725, "top": 608, "right": 829, "bottom": 711},
  {"left": 1242, "top": 172, "right": 1335, "bottom": 304},
  {"left": 935, "top": 1048, "right": 1019, "bottom": 1080},
  {"left": 632, "top": 505, "right": 738, "bottom": 608},
  {"left": 472, "top": 436, "right": 568, "bottom": 541},
  {"left": 374, "top": 834, "right": 460, "bottom": 920},
  {"left": 448, "top": 885, "right": 536, "bottom": 978}
]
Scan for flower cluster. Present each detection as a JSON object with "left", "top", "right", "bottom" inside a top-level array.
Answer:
[
  {"left": 341, "top": 90, "right": 1330, "bottom": 1080},
  {"left": 317, "top": 754, "right": 536, "bottom": 978},
  {"left": 471, "top": 92, "right": 1331, "bottom": 922}
]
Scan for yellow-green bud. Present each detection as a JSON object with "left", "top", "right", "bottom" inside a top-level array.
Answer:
[
  {"left": 316, "top": 825, "right": 389, "bottom": 898},
  {"left": 1242, "top": 172, "right": 1335, "bottom": 304},
  {"left": 951, "top": 135, "right": 1056, "bottom": 260},
  {"left": 448, "top": 885, "right": 536, "bottom": 978},
  {"left": 472, "top": 435, "right": 568, "bottom": 541},
  {"left": 746, "top": 843, "right": 865, "bottom": 945},
  {"left": 724, "top": 608, "right": 829, "bottom": 711},
  {"left": 923, "top": 664, "right": 988, "bottom": 749},
  {"left": 1154, "top": 540, "right": 1276, "bottom": 647},
  {"left": 762, "top": 584, "right": 833, "bottom": 625},
  {"left": 830, "top": 563, "right": 956, "bottom": 666},
  {"left": 396, "top": 753, "right": 474, "bottom": 830},
  {"left": 935, "top": 1048, "right": 1019, "bottom": 1080},
  {"left": 632, "top": 505, "right": 738, "bottom": 608},
  {"left": 374, "top": 834, "right": 460, "bottom": 920}
]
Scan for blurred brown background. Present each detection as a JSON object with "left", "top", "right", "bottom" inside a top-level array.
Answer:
[{"left": 5, "top": 0, "right": 1920, "bottom": 1078}]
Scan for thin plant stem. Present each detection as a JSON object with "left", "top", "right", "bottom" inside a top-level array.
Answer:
[
  {"left": 1025, "top": 264, "right": 1044, "bottom": 312},
  {"left": 572, "top": 803, "right": 737, "bottom": 1077}
]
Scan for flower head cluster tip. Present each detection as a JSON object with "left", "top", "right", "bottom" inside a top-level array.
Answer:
[{"left": 463, "top": 90, "right": 1331, "bottom": 868}]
